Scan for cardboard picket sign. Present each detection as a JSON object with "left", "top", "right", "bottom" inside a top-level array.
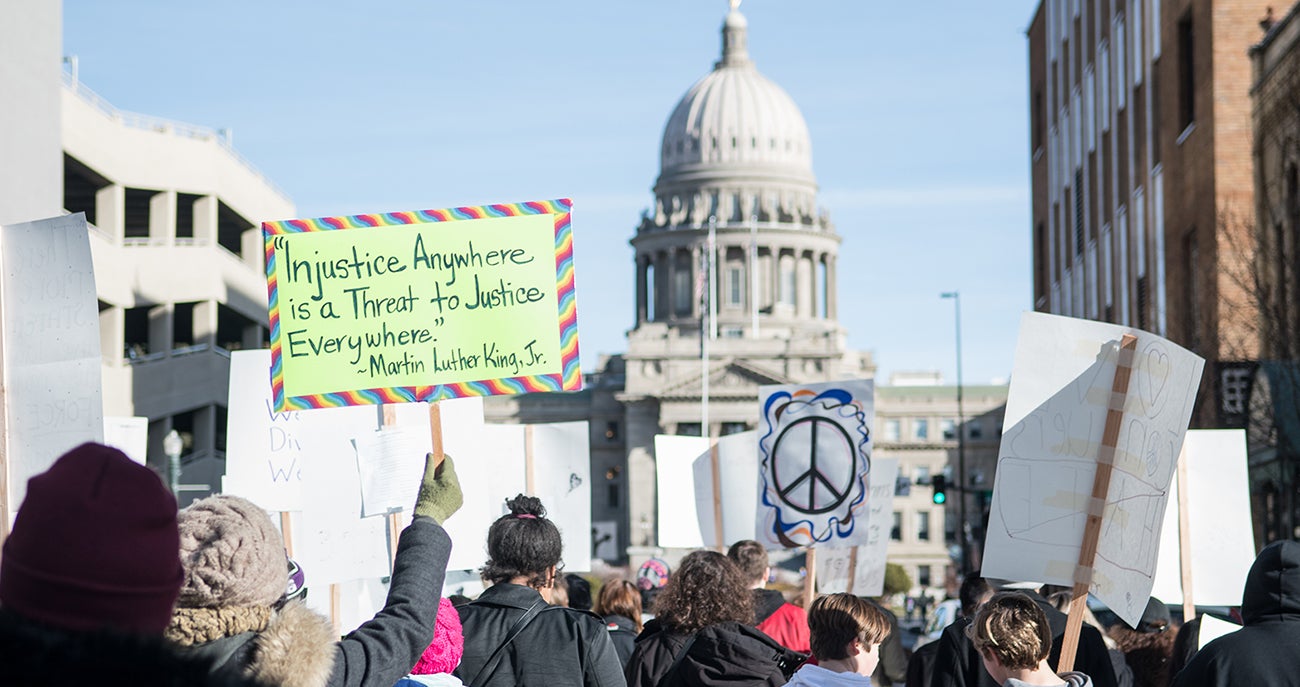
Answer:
[
  {"left": 654, "top": 435, "right": 713, "bottom": 549},
  {"left": 654, "top": 432, "right": 761, "bottom": 549},
  {"left": 262, "top": 199, "right": 579, "bottom": 412},
  {"left": 1151, "top": 430, "right": 1255, "bottom": 608},
  {"left": 0, "top": 214, "right": 103, "bottom": 532},
  {"left": 756, "top": 379, "right": 875, "bottom": 549},
  {"left": 982, "top": 312, "right": 1204, "bottom": 629},
  {"left": 816, "top": 458, "right": 899, "bottom": 597}
]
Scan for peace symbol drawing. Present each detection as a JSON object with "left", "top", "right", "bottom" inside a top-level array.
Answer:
[{"left": 756, "top": 379, "right": 874, "bottom": 549}]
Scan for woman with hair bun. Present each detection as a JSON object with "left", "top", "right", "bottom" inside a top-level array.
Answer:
[
  {"left": 624, "top": 550, "right": 805, "bottom": 687},
  {"left": 455, "top": 494, "right": 625, "bottom": 687}
]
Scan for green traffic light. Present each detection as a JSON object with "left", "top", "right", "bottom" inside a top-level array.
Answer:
[{"left": 932, "top": 492, "right": 947, "bottom": 505}]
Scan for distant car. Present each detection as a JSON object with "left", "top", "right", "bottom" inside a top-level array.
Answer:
[{"left": 913, "top": 599, "right": 963, "bottom": 649}]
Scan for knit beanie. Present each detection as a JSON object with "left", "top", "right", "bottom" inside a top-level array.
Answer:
[
  {"left": 176, "top": 495, "right": 287, "bottom": 608},
  {"left": 412, "top": 598, "right": 464, "bottom": 675},
  {"left": 0, "top": 442, "right": 183, "bottom": 634}
]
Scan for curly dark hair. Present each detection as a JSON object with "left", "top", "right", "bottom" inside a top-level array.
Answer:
[
  {"left": 480, "top": 495, "right": 563, "bottom": 589},
  {"left": 652, "top": 550, "right": 754, "bottom": 634}
]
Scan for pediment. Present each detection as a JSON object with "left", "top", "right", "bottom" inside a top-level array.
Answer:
[{"left": 656, "top": 358, "right": 794, "bottom": 400}]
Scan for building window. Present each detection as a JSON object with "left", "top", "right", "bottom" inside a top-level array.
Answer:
[
  {"left": 891, "top": 511, "right": 902, "bottom": 541},
  {"left": 913, "top": 465, "right": 931, "bottom": 484},
  {"left": 722, "top": 326, "right": 744, "bottom": 339},
  {"left": 918, "top": 565, "right": 932, "bottom": 588},
  {"left": 883, "top": 419, "right": 900, "bottom": 442},
  {"left": 721, "top": 422, "right": 747, "bottom": 436},
  {"left": 673, "top": 265, "right": 692, "bottom": 315},
  {"left": 913, "top": 419, "right": 929, "bottom": 441},
  {"left": 916, "top": 511, "right": 931, "bottom": 541},
  {"left": 1032, "top": 88, "right": 1044, "bottom": 151},
  {"left": 1178, "top": 12, "right": 1194, "bottom": 130},
  {"left": 968, "top": 420, "right": 984, "bottom": 440},
  {"left": 676, "top": 422, "right": 702, "bottom": 437},
  {"left": 941, "top": 419, "right": 957, "bottom": 441},
  {"left": 728, "top": 266, "right": 743, "bottom": 306},
  {"left": 781, "top": 260, "right": 796, "bottom": 306},
  {"left": 608, "top": 483, "right": 620, "bottom": 508}
]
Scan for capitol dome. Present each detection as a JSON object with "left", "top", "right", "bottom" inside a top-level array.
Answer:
[{"left": 650, "top": 6, "right": 822, "bottom": 230}]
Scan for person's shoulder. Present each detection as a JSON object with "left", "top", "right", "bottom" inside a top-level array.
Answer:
[{"left": 776, "top": 601, "right": 808, "bottom": 618}]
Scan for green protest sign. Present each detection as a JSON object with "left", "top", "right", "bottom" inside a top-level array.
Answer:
[{"left": 263, "top": 200, "right": 579, "bottom": 411}]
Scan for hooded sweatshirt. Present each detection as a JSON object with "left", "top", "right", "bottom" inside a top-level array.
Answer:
[{"left": 1171, "top": 540, "right": 1300, "bottom": 687}]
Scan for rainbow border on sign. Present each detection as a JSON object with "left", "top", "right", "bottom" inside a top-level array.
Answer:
[{"left": 262, "top": 199, "right": 579, "bottom": 411}]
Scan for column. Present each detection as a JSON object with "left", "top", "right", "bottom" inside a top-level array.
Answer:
[
  {"left": 827, "top": 254, "right": 838, "bottom": 319},
  {"left": 654, "top": 251, "right": 669, "bottom": 321},
  {"left": 148, "top": 304, "right": 173, "bottom": 356},
  {"left": 95, "top": 184, "right": 125, "bottom": 241},
  {"left": 150, "top": 190, "right": 177, "bottom": 244},
  {"left": 664, "top": 250, "right": 678, "bottom": 320},
  {"left": 193, "top": 300, "right": 219, "bottom": 349},
  {"left": 194, "top": 195, "right": 218, "bottom": 245}
]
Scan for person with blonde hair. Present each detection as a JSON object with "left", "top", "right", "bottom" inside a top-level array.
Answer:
[
  {"left": 965, "top": 592, "right": 1092, "bottom": 687},
  {"left": 595, "top": 578, "right": 643, "bottom": 668},
  {"left": 786, "top": 593, "right": 892, "bottom": 686}
]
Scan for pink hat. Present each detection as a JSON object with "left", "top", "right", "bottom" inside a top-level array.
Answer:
[{"left": 412, "top": 598, "right": 464, "bottom": 674}]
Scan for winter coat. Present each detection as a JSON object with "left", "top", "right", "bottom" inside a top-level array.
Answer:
[
  {"left": 1171, "top": 540, "right": 1300, "bottom": 687},
  {"left": 605, "top": 613, "right": 640, "bottom": 669},
  {"left": 625, "top": 618, "right": 807, "bottom": 687},
  {"left": 753, "top": 589, "right": 811, "bottom": 654},
  {"left": 928, "top": 591, "right": 1117, "bottom": 687},
  {"left": 868, "top": 600, "right": 907, "bottom": 686},
  {"left": 455, "top": 582, "right": 626, "bottom": 687},
  {"left": 0, "top": 608, "right": 257, "bottom": 687},
  {"left": 1005, "top": 672, "right": 1092, "bottom": 687},
  {"left": 170, "top": 515, "right": 453, "bottom": 687},
  {"left": 1108, "top": 624, "right": 1175, "bottom": 687}
]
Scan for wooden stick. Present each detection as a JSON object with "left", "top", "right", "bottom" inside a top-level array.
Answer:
[
  {"left": 524, "top": 425, "right": 536, "bottom": 496},
  {"left": 1058, "top": 333, "right": 1138, "bottom": 672},
  {"left": 710, "top": 442, "right": 724, "bottom": 551},
  {"left": 280, "top": 511, "right": 294, "bottom": 558},
  {"left": 380, "top": 405, "right": 401, "bottom": 568},
  {"left": 804, "top": 546, "right": 817, "bottom": 608},
  {"left": 1, "top": 456, "right": 10, "bottom": 541},
  {"left": 1176, "top": 444, "right": 1196, "bottom": 623},
  {"left": 330, "top": 583, "right": 342, "bottom": 636},
  {"left": 846, "top": 548, "right": 859, "bottom": 595},
  {"left": 429, "top": 401, "right": 445, "bottom": 470}
]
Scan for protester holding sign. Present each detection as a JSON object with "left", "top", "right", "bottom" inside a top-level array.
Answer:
[
  {"left": 625, "top": 550, "right": 806, "bottom": 687},
  {"left": 165, "top": 453, "right": 462, "bottom": 687},
  {"left": 966, "top": 593, "right": 1095, "bottom": 687},
  {"left": 455, "top": 495, "right": 624, "bottom": 687},
  {"left": 728, "top": 539, "right": 811, "bottom": 653},
  {"left": 0, "top": 443, "right": 255, "bottom": 687}
]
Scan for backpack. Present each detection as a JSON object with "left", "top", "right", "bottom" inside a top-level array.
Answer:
[{"left": 659, "top": 621, "right": 807, "bottom": 687}]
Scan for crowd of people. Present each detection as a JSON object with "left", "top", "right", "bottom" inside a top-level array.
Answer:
[{"left": 1, "top": 442, "right": 1297, "bottom": 687}]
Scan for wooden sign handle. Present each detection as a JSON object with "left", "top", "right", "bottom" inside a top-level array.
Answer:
[
  {"left": 1176, "top": 445, "right": 1196, "bottom": 623},
  {"left": 429, "top": 401, "right": 445, "bottom": 470},
  {"left": 804, "top": 546, "right": 817, "bottom": 609},
  {"left": 1058, "top": 333, "right": 1138, "bottom": 672},
  {"left": 710, "top": 442, "right": 724, "bottom": 551},
  {"left": 846, "top": 547, "right": 859, "bottom": 595},
  {"left": 524, "top": 425, "right": 536, "bottom": 496},
  {"left": 280, "top": 511, "right": 295, "bottom": 558}
]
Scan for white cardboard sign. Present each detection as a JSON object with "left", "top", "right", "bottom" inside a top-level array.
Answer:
[
  {"left": 692, "top": 430, "right": 760, "bottom": 548},
  {"left": 103, "top": 416, "right": 148, "bottom": 465},
  {"left": 1, "top": 214, "right": 103, "bottom": 518},
  {"left": 817, "top": 458, "right": 900, "bottom": 597},
  {"left": 756, "top": 379, "right": 875, "bottom": 549},
  {"left": 225, "top": 349, "right": 376, "bottom": 512},
  {"left": 1151, "top": 430, "right": 1256, "bottom": 607},
  {"left": 982, "top": 312, "right": 1204, "bottom": 628},
  {"left": 655, "top": 435, "right": 713, "bottom": 549}
]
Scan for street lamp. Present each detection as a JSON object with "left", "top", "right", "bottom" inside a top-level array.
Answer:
[
  {"left": 940, "top": 291, "right": 968, "bottom": 574},
  {"left": 164, "top": 429, "right": 183, "bottom": 498}
]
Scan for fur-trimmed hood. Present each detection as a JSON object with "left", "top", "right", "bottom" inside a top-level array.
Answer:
[{"left": 171, "top": 600, "right": 338, "bottom": 687}]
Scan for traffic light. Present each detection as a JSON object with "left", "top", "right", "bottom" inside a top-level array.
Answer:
[{"left": 931, "top": 475, "right": 948, "bottom": 505}]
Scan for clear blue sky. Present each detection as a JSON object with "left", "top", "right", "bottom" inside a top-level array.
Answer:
[{"left": 64, "top": 1, "right": 1037, "bottom": 387}]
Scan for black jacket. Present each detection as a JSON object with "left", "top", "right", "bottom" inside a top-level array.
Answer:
[
  {"left": 928, "top": 591, "right": 1117, "bottom": 687},
  {"left": 625, "top": 619, "right": 806, "bottom": 687},
  {"left": 604, "top": 613, "right": 639, "bottom": 669},
  {"left": 0, "top": 609, "right": 258, "bottom": 687},
  {"left": 1172, "top": 540, "right": 1300, "bottom": 687},
  {"left": 456, "top": 583, "right": 626, "bottom": 687},
  {"left": 870, "top": 599, "right": 908, "bottom": 686}
]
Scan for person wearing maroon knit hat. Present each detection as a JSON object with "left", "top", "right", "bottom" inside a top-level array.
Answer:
[{"left": 0, "top": 442, "right": 256, "bottom": 687}]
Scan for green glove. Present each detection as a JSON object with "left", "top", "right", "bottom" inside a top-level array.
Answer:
[{"left": 413, "top": 453, "right": 463, "bottom": 523}]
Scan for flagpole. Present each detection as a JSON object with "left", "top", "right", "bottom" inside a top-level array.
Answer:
[
  {"left": 702, "top": 216, "right": 717, "bottom": 437},
  {"left": 750, "top": 214, "right": 759, "bottom": 338}
]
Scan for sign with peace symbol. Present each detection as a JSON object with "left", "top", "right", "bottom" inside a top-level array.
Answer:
[{"left": 756, "top": 379, "right": 875, "bottom": 549}]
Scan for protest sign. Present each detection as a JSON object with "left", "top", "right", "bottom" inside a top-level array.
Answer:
[
  {"left": 444, "top": 422, "right": 524, "bottom": 571},
  {"left": 529, "top": 422, "right": 593, "bottom": 571},
  {"left": 1152, "top": 430, "right": 1255, "bottom": 608},
  {"left": 982, "top": 312, "right": 1204, "bottom": 629},
  {"left": 294, "top": 429, "right": 390, "bottom": 586},
  {"left": 693, "top": 430, "right": 759, "bottom": 548},
  {"left": 816, "top": 458, "right": 899, "bottom": 596},
  {"left": 225, "top": 349, "right": 376, "bottom": 512},
  {"left": 103, "top": 416, "right": 148, "bottom": 465},
  {"left": 756, "top": 379, "right": 874, "bottom": 549},
  {"left": 263, "top": 199, "right": 580, "bottom": 412},
  {"left": 0, "top": 214, "right": 103, "bottom": 531},
  {"left": 655, "top": 435, "right": 713, "bottom": 549}
]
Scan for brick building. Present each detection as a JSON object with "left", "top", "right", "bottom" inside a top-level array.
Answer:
[{"left": 1027, "top": 0, "right": 1270, "bottom": 428}]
